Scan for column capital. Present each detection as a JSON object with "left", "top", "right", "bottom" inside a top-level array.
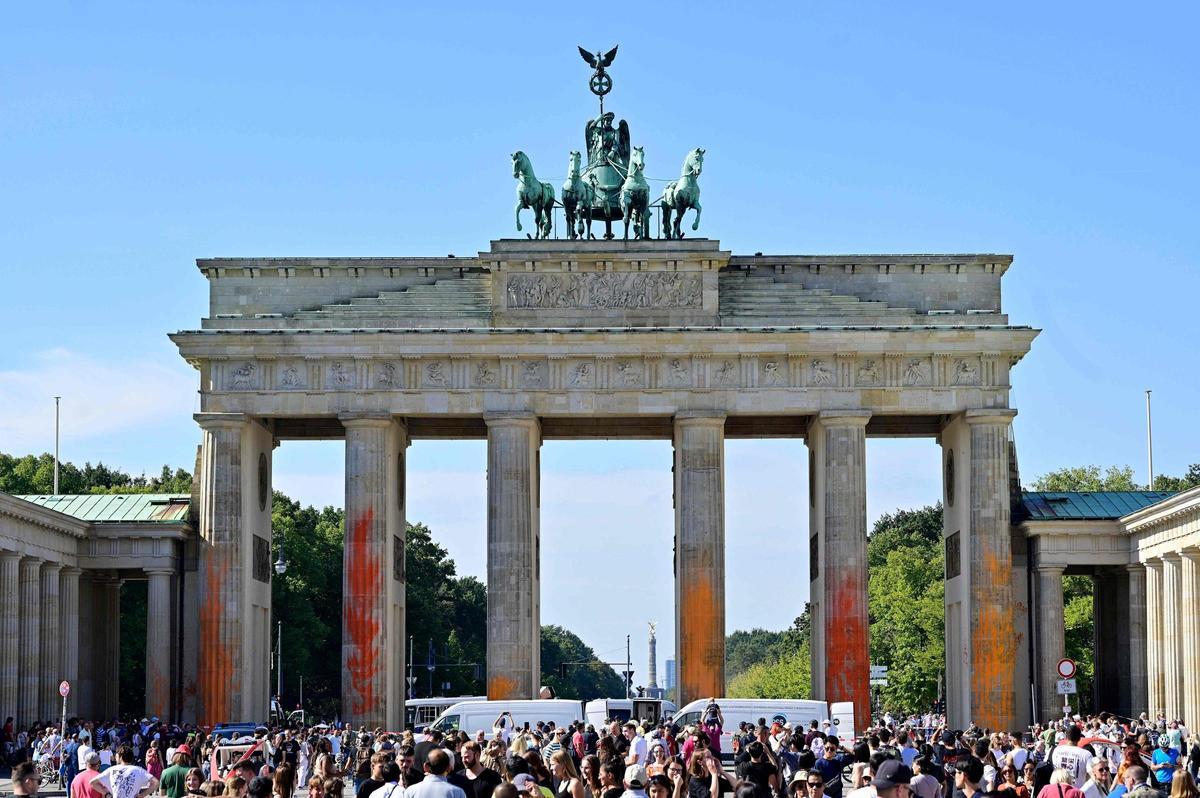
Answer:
[
  {"left": 963, "top": 408, "right": 1018, "bottom": 426},
  {"left": 674, "top": 410, "right": 727, "bottom": 426},
  {"left": 1180, "top": 546, "right": 1200, "bottom": 561},
  {"left": 20, "top": 555, "right": 43, "bottom": 567},
  {"left": 484, "top": 412, "right": 540, "bottom": 429},
  {"left": 143, "top": 567, "right": 176, "bottom": 577},
  {"left": 1162, "top": 551, "right": 1183, "bottom": 564},
  {"left": 1125, "top": 562, "right": 1148, "bottom": 574},
  {"left": 0, "top": 550, "right": 23, "bottom": 563},
  {"left": 338, "top": 412, "right": 401, "bottom": 429},
  {"left": 813, "top": 409, "right": 871, "bottom": 427},
  {"left": 1035, "top": 564, "right": 1065, "bottom": 576},
  {"left": 195, "top": 412, "right": 249, "bottom": 430},
  {"left": 59, "top": 566, "right": 82, "bottom": 578},
  {"left": 39, "top": 561, "right": 62, "bottom": 575}
]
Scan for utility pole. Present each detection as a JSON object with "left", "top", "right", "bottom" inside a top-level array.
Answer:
[
  {"left": 1146, "top": 390, "right": 1155, "bottom": 489},
  {"left": 53, "top": 396, "right": 61, "bottom": 494},
  {"left": 408, "top": 634, "right": 415, "bottom": 698}
]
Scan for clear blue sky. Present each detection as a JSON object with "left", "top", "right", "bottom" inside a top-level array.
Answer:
[{"left": 2, "top": 3, "right": 1197, "bottom": 678}]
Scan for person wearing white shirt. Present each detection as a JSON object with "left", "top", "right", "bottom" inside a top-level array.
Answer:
[
  {"left": 91, "top": 745, "right": 157, "bottom": 798},
  {"left": 623, "top": 724, "right": 648, "bottom": 765},
  {"left": 78, "top": 740, "right": 95, "bottom": 772}
]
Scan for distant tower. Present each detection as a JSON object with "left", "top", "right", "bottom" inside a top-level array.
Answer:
[{"left": 647, "top": 621, "right": 659, "bottom": 694}]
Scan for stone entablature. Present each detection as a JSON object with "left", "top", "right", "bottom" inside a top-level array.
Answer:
[
  {"left": 174, "top": 328, "right": 1032, "bottom": 420},
  {"left": 197, "top": 240, "right": 1012, "bottom": 326}
]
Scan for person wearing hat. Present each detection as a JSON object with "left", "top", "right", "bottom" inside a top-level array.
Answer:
[
  {"left": 619, "top": 764, "right": 649, "bottom": 798},
  {"left": 872, "top": 761, "right": 914, "bottom": 798},
  {"left": 789, "top": 771, "right": 811, "bottom": 798},
  {"left": 161, "top": 745, "right": 194, "bottom": 798},
  {"left": 72, "top": 752, "right": 105, "bottom": 798}
]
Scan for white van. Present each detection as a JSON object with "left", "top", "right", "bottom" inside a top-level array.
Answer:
[
  {"left": 584, "top": 698, "right": 678, "bottom": 728},
  {"left": 427, "top": 699, "right": 585, "bottom": 736},
  {"left": 673, "top": 698, "right": 857, "bottom": 760}
]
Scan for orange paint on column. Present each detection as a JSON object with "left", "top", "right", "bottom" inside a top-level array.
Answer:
[
  {"left": 971, "top": 548, "right": 1014, "bottom": 730},
  {"left": 680, "top": 576, "right": 722, "bottom": 701},
  {"left": 488, "top": 675, "right": 518, "bottom": 699},
  {"left": 825, "top": 566, "right": 870, "bottom": 732},
  {"left": 344, "top": 508, "right": 383, "bottom": 717},
  {"left": 198, "top": 555, "right": 233, "bottom": 725}
]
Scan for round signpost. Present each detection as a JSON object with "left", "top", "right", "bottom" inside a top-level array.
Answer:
[
  {"left": 59, "top": 680, "right": 70, "bottom": 741},
  {"left": 59, "top": 680, "right": 70, "bottom": 697},
  {"left": 1057, "top": 658, "right": 1077, "bottom": 679}
]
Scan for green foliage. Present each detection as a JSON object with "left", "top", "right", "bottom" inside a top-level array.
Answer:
[
  {"left": 867, "top": 505, "right": 945, "bottom": 713},
  {"left": 726, "top": 628, "right": 787, "bottom": 683},
  {"left": 270, "top": 493, "right": 346, "bottom": 715},
  {"left": 1062, "top": 575, "right": 1095, "bottom": 713},
  {"left": 119, "top": 581, "right": 148, "bottom": 716},
  {"left": 728, "top": 639, "right": 811, "bottom": 698},
  {"left": 1153, "top": 464, "right": 1200, "bottom": 493},
  {"left": 0, "top": 452, "right": 192, "bottom": 494},
  {"left": 1031, "top": 465, "right": 1137, "bottom": 491},
  {"left": 539, "top": 625, "right": 625, "bottom": 701}
]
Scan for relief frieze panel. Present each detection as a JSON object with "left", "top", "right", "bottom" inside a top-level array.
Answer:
[
  {"left": 213, "top": 352, "right": 1004, "bottom": 393},
  {"left": 505, "top": 272, "right": 702, "bottom": 309}
]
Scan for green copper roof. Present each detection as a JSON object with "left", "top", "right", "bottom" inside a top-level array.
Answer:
[
  {"left": 16, "top": 494, "right": 191, "bottom": 523},
  {"left": 1016, "top": 491, "right": 1175, "bottom": 522}
]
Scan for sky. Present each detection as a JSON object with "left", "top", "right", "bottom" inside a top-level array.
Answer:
[{"left": 1, "top": 2, "right": 1197, "bottom": 682}]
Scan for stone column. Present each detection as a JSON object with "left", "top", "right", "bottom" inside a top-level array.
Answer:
[
  {"left": 965, "top": 409, "right": 1018, "bottom": 730},
  {"left": 1146, "top": 558, "right": 1164, "bottom": 718},
  {"left": 195, "top": 413, "right": 274, "bottom": 724},
  {"left": 1035, "top": 565, "right": 1065, "bottom": 721},
  {"left": 807, "top": 410, "right": 870, "bottom": 731},
  {"left": 18, "top": 557, "right": 42, "bottom": 725},
  {"left": 1182, "top": 549, "right": 1200, "bottom": 726},
  {"left": 1163, "top": 552, "right": 1183, "bottom": 720},
  {"left": 340, "top": 413, "right": 406, "bottom": 728},
  {"left": 58, "top": 567, "right": 80, "bottom": 716},
  {"left": 1127, "top": 563, "right": 1148, "bottom": 717},
  {"left": 38, "top": 562, "right": 62, "bottom": 721},
  {"left": 101, "top": 578, "right": 122, "bottom": 719},
  {"left": 145, "top": 568, "right": 174, "bottom": 720},
  {"left": 0, "top": 552, "right": 21, "bottom": 722},
  {"left": 673, "top": 412, "right": 726, "bottom": 707},
  {"left": 485, "top": 413, "right": 541, "bottom": 700}
]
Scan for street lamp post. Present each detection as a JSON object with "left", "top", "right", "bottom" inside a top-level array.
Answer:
[{"left": 274, "top": 540, "right": 287, "bottom": 709}]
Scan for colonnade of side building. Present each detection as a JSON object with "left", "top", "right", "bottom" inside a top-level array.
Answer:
[{"left": 193, "top": 406, "right": 1019, "bottom": 730}]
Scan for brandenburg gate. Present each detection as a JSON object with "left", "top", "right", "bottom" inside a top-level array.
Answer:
[{"left": 171, "top": 237, "right": 1037, "bottom": 730}]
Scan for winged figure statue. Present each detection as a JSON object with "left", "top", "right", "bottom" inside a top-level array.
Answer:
[{"left": 578, "top": 45, "right": 618, "bottom": 70}]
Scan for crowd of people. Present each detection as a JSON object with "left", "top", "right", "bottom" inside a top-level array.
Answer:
[{"left": 5, "top": 706, "right": 1200, "bottom": 798}]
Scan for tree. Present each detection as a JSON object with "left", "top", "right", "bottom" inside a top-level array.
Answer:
[
  {"left": 1031, "top": 465, "right": 1137, "bottom": 491},
  {"left": 1154, "top": 464, "right": 1200, "bottom": 493},
  {"left": 540, "top": 625, "right": 624, "bottom": 700},
  {"left": 866, "top": 505, "right": 944, "bottom": 713},
  {"left": 0, "top": 452, "right": 192, "bottom": 494},
  {"left": 726, "top": 629, "right": 786, "bottom": 684},
  {"left": 728, "top": 640, "right": 811, "bottom": 698}
]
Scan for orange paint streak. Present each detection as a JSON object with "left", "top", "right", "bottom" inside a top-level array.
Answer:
[
  {"left": 971, "top": 547, "right": 1014, "bottom": 730},
  {"left": 826, "top": 567, "right": 870, "bottom": 731},
  {"left": 344, "top": 508, "right": 382, "bottom": 718},
  {"left": 198, "top": 554, "right": 233, "bottom": 725},
  {"left": 680, "top": 575, "right": 722, "bottom": 701},
  {"left": 488, "top": 675, "right": 518, "bottom": 699}
]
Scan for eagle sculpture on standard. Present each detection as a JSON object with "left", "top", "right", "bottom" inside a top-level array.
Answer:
[{"left": 578, "top": 45, "right": 618, "bottom": 71}]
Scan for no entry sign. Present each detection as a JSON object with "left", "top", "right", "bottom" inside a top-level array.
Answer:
[
  {"left": 1056, "top": 658, "right": 1077, "bottom": 679},
  {"left": 59, "top": 680, "right": 70, "bottom": 697}
]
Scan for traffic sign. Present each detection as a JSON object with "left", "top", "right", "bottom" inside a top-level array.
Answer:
[
  {"left": 870, "top": 665, "right": 889, "bottom": 678},
  {"left": 405, "top": 676, "right": 417, "bottom": 687},
  {"left": 59, "top": 680, "right": 70, "bottom": 697},
  {"left": 870, "top": 678, "right": 889, "bottom": 687},
  {"left": 1056, "top": 658, "right": 1077, "bottom": 679},
  {"left": 1056, "top": 678, "right": 1077, "bottom": 695}
]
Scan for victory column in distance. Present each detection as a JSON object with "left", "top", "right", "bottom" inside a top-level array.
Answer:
[{"left": 513, "top": 45, "right": 705, "bottom": 241}]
